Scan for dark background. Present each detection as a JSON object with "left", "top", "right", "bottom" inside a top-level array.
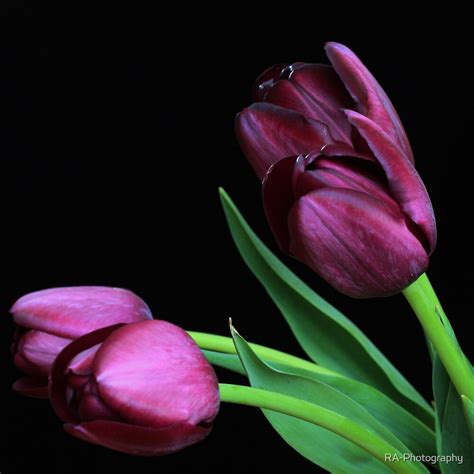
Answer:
[{"left": 1, "top": 3, "right": 472, "bottom": 473}]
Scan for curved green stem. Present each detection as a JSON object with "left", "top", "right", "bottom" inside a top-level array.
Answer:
[
  {"left": 219, "top": 383, "right": 423, "bottom": 474},
  {"left": 188, "top": 331, "right": 335, "bottom": 376},
  {"left": 403, "top": 274, "right": 474, "bottom": 400}
]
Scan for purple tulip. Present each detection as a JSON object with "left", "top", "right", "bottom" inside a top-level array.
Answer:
[
  {"left": 49, "top": 320, "right": 220, "bottom": 456},
  {"left": 10, "top": 287, "right": 152, "bottom": 397},
  {"left": 236, "top": 42, "right": 436, "bottom": 297}
]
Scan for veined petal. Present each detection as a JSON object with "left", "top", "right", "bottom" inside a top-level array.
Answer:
[
  {"left": 11, "top": 286, "right": 152, "bottom": 339},
  {"left": 325, "top": 42, "right": 414, "bottom": 163},
  {"left": 345, "top": 110, "right": 436, "bottom": 253},
  {"left": 288, "top": 188, "right": 429, "bottom": 298},
  {"left": 65, "top": 420, "right": 211, "bottom": 456},
  {"left": 235, "top": 103, "right": 333, "bottom": 179},
  {"left": 92, "top": 320, "right": 220, "bottom": 429}
]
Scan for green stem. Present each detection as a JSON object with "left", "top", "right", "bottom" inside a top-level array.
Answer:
[
  {"left": 188, "top": 331, "right": 335, "bottom": 376},
  {"left": 219, "top": 383, "right": 423, "bottom": 474},
  {"left": 403, "top": 274, "right": 474, "bottom": 400}
]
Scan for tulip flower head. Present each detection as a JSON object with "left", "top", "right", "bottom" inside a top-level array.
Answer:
[
  {"left": 236, "top": 43, "right": 436, "bottom": 297},
  {"left": 49, "top": 320, "right": 220, "bottom": 456},
  {"left": 10, "top": 286, "right": 152, "bottom": 397}
]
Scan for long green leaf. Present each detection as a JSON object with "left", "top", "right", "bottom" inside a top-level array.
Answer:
[
  {"left": 219, "top": 188, "right": 434, "bottom": 428},
  {"left": 229, "top": 327, "right": 428, "bottom": 473},
  {"left": 204, "top": 348, "right": 435, "bottom": 457},
  {"left": 432, "top": 355, "right": 473, "bottom": 473},
  {"left": 461, "top": 395, "right": 474, "bottom": 444}
]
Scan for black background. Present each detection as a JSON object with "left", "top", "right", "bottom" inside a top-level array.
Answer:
[{"left": 1, "top": 3, "right": 472, "bottom": 473}]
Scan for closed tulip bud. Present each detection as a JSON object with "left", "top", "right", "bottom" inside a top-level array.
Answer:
[
  {"left": 10, "top": 286, "right": 152, "bottom": 397},
  {"left": 49, "top": 320, "right": 220, "bottom": 456},
  {"left": 236, "top": 42, "right": 436, "bottom": 298}
]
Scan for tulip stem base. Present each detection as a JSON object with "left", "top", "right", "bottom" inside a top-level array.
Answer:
[
  {"left": 219, "top": 383, "right": 423, "bottom": 473},
  {"left": 403, "top": 274, "right": 474, "bottom": 400}
]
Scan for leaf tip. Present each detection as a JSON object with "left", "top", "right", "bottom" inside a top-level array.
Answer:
[
  {"left": 218, "top": 187, "right": 228, "bottom": 200},
  {"left": 229, "top": 317, "right": 240, "bottom": 337}
]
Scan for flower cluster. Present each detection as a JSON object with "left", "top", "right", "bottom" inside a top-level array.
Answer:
[{"left": 10, "top": 287, "right": 220, "bottom": 455}]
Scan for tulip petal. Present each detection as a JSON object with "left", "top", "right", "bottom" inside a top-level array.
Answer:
[
  {"left": 307, "top": 154, "right": 400, "bottom": 213},
  {"left": 13, "top": 376, "right": 49, "bottom": 398},
  {"left": 235, "top": 103, "right": 333, "bottom": 179},
  {"left": 92, "top": 320, "right": 220, "bottom": 429},
  {"left": 321, "top": 143, "right": 374, "bottom": 162},
  {"left": 288, "top": 188, "right": 429, "bottom": 298},
  {"left": 264, "top": 79, "right": 352, "bottom": 146},
  {"left": 325, "top": 42, "right": 414, "bottom": 163},
  {"left": 16, "top": 330, "right": 71, "bottom": 376},
  {"left": 262, "top": 155, "right": 301, "bottom": 253},
  {"left": 270, "top": 64, "right": 353, "bottom": 145},
  {"left": 11, "top": 286, "right": 152, "bottom": 340},
  {"left": 344, "top": 110, "right": 436, "bottom": 253},
  {"left": 64, "top": 419, "right": 211, "bottom": 456},
  {"left": 253, "top": 63, "right": 287, "bottom": 101},
  {"left": 50, "top": 324, "right": 125, "bottom": 424}
]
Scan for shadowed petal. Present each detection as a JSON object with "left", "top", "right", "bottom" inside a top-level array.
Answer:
[
  {"left": 13, "top": 376, "right": 49, "bottom": 398},
  {"left": 92, "top": 320, "right": 220, "bottom": 429},
  {"left": 265, "top": 64, "right": 354, "bottom": 145},
  {"left": 49, "top": 324, "right": 125, "bottom": 424},
  {"left": 345, "top": 110, "right": 436, "bottom": 253},
  {"left": 253, "top": 63, "right": 287, "bottom": 101},
  {"left": 65, "top": 420, "right": 211, "bottom": 456},
  {"left": 288, "top": 188, "right": 429, "bottom": 298},
  {"left": 11, "top": 287, "right": 152, "bottom": 339},
  {"left": 235, "top": 103, "right": 333, "bottom": 179},
  {"left": 309, "top": 153, "right": 400, "bottom": 213},
  {"left": 325, "top": 42, "right": 414, "bottom": 163},
  {"left": 263, "top": 155, "right": 302, "bottom": 253}
]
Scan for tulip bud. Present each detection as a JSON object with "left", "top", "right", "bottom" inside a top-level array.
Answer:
[
  {"left": 10, "top": 286, "right": 152, "bottom": 397},
  {"left": 236, "top": 42, "right": 436, "bottom": 297},
  {"left": 49, "top": 320, "right": 220, "bottom": 456}
]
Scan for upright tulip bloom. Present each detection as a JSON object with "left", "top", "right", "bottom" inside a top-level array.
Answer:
[
  {"left": 236, "top": 42, "right": 436, "bottom": 298},
  {"left": 49, "top": 320, "right": 220, "bottom": 456},
  {"left": 10, "top": 286, "right": 152, "bottom": 397}
]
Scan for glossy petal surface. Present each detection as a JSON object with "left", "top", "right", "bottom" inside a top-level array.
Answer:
[
  {"left": 235, "top": 103, "right": 332, "bottom": 179},
  {"left": 93, "top": 320, "right": 220, "bottom": 428},
  {"left": 325, "top": 42, "right": 414, "bottom": 163},
  {"left": 288, "top": 188, "right": 428, "bottom": 298},
  {"left": 345, "top": 110, "right": 436, "bottom": 252},
  {"left": 11, "top": 286, "right": 152, "bottom": 339}
]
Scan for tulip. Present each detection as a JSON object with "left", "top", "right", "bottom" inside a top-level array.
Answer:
[
  {"left": 49, "top": 320, "right": 220, "bottom": 456},
  {"left": 10, "top": 286, "right": 152, "bottom": 397},
  {"left": 236, "top": 42, "right": 436, "bottom": 297}
]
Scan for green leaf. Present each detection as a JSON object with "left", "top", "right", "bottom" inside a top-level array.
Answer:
[
  {"left": 433, "top": 355, "right": 473, "bottom": 473},
  {"left": 461, "top": 395, "right": 474, "bottom": 444},
  {"left": 219, "top": 188, "right": 434, "bottom": 428},
  {"left": 204, "top": 348, "right": 435, "bottom": 456},
  {"left": 229, "top": 327, "right": 429, "bottom": 473},
  {"left": 202, "top": 349, "right": 246, "bottom": 375}
]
